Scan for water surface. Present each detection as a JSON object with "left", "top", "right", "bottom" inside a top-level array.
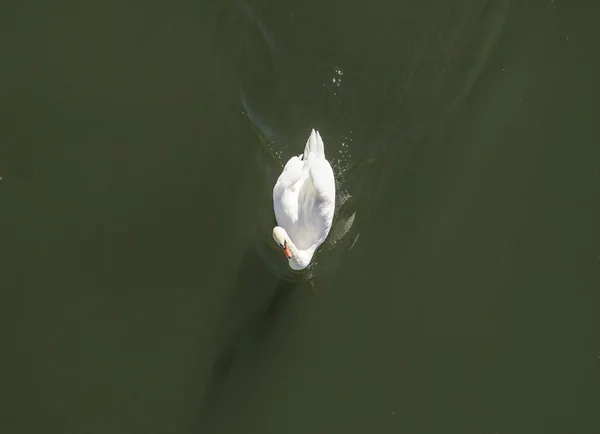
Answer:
[{"left": 2, "top": 0, "right": 600, "bottom": 433}]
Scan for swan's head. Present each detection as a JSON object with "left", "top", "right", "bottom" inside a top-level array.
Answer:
[{"left": 272, "top": 226, "right": 292, "bottom": 259}]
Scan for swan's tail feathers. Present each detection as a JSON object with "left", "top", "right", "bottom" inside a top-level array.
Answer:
[{"left": 304, "top": 129, "right": 326, "bottom": 159}]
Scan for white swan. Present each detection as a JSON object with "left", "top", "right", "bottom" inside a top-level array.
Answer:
[{"left": 272, "top": 129, "right": 336, "bottom": 270}]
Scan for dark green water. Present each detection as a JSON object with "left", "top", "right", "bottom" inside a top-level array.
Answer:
[{"left": 3, "top": 0, "right": 600, "bottom": 433}]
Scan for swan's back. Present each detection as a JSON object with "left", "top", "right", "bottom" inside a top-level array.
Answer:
[{"left": 273, "top": 129, "right": 336, "bottom": 253}]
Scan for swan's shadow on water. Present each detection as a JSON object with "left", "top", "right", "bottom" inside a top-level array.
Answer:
[{"left": 194, "top": 241, "right": 305, "bottom": 431}]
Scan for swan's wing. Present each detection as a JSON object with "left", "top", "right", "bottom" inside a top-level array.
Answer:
[
  {"left": 304, "top": 130, "right": 334, "bottom": 204},
  {"left": 298, "top": 130, "right": 336, "bottom": 246},
  {"left": 308, "top": 158, "right": 336, "bottom": 207},
  {"left": 275, "top": 155, "right": 304, "bottom": 190},
  {"left": 302, "top": 157, "right": 335, "bottom": 245},
  {"left": 273, "top": 155, "right": 305, "bottom": 229}
]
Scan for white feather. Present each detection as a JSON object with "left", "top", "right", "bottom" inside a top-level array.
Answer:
[{"left": 272, "top": 129, "right": 336, "bottom": 270}]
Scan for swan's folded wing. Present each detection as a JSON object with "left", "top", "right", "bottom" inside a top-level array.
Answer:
[
  {"left": 274, "top": 156, "right": 303, "bottom": 191},
  {"left": 308, "top": 158, "right": 336, "bottom": 206},
  {"left": 273, "top": 156, "right": 305, "bottom": 227}
]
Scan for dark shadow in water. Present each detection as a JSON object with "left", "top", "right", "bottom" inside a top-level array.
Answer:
[{"left": 192, "top": 241, "right": 302, "bottom": 432}]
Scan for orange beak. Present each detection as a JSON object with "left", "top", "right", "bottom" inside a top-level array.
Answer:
[{"left": 283, "top": 244, "right": 292, "bottom": 259}]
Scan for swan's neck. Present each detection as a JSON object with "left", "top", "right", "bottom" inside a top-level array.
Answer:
[{"left": 286, "top": 237, "right": 316, "bottom": 271}]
